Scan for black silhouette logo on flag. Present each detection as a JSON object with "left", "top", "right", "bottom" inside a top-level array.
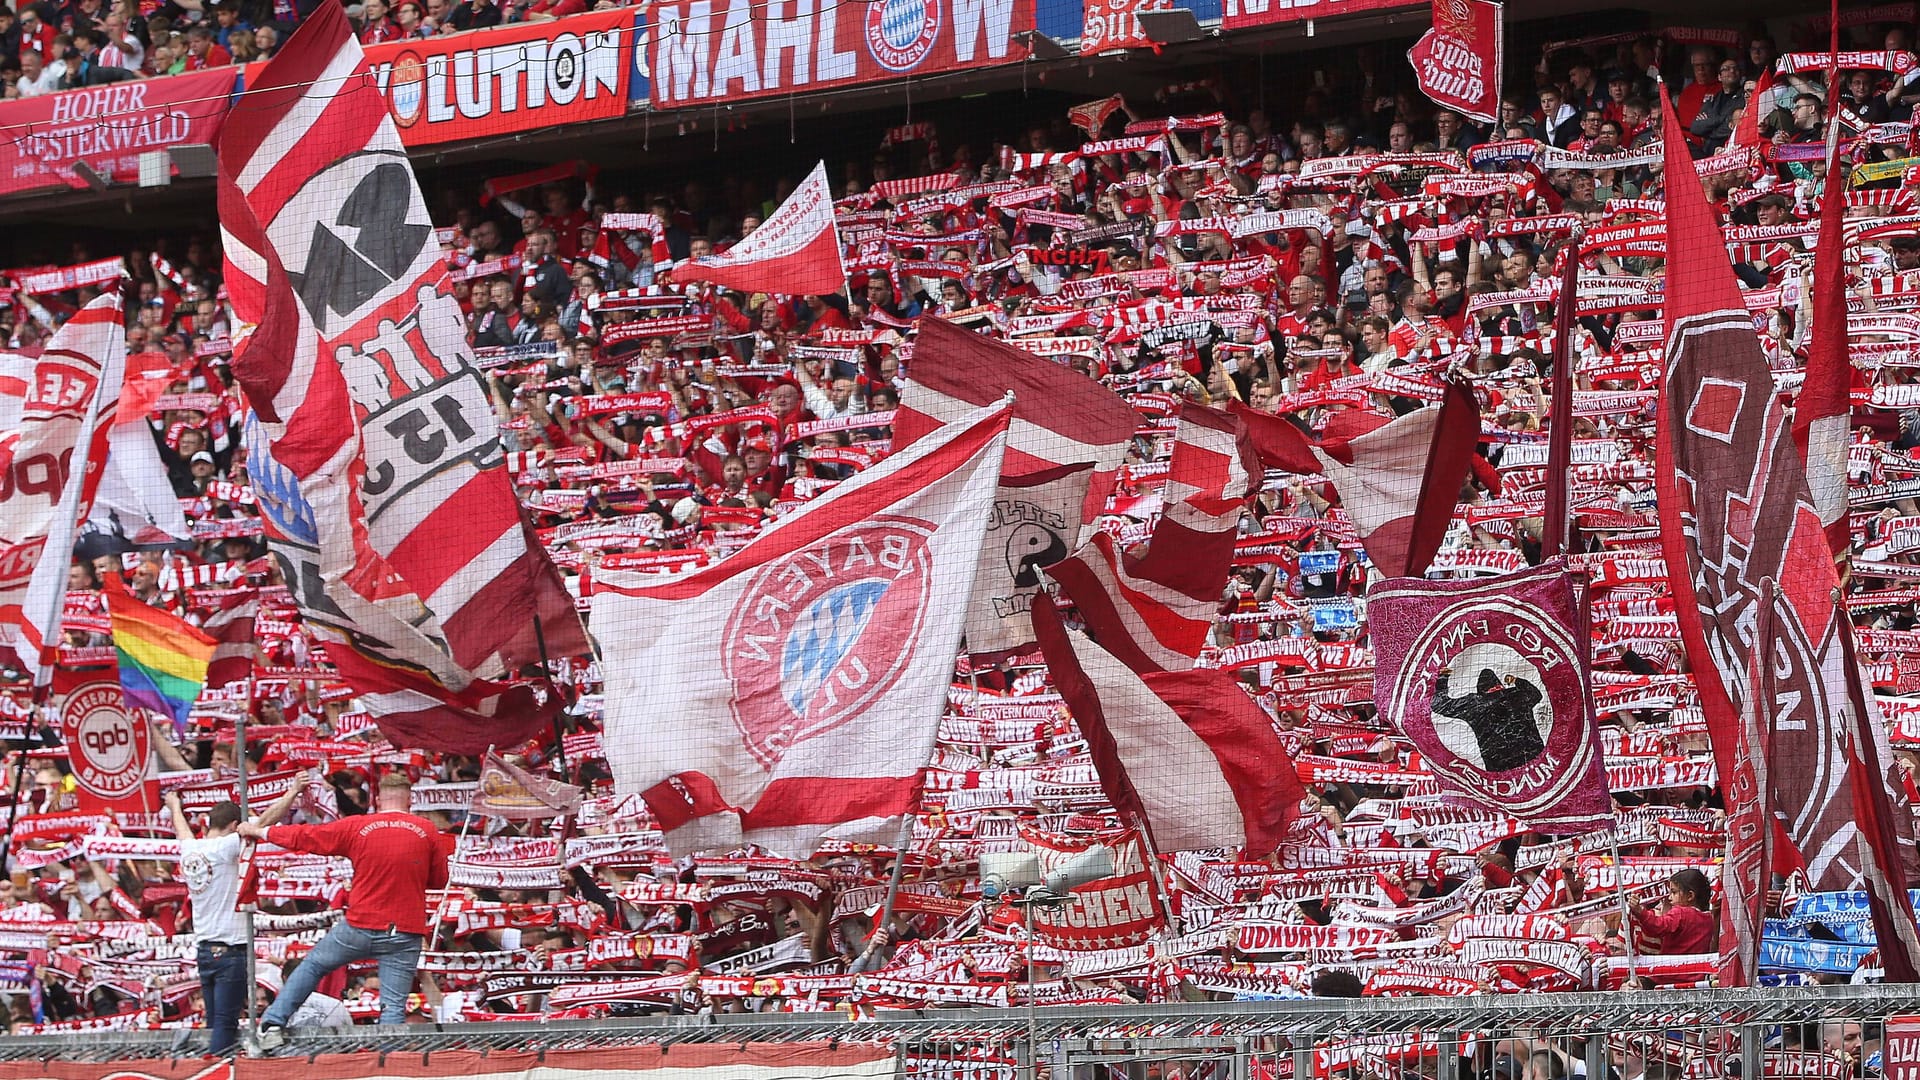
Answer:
[
  {"left": 284, "top": 155, "right": 432, "bottom": 331},
  {"left": 1369, "top": 559, "right": 1611, "bottom": 833},
  {"left": 1431, "top": 665, "right": 1545, "bottom": 772}
]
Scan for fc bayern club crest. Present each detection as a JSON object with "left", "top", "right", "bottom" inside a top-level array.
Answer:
[
  {"left": 866, "top": 0, "right": 941, "bottom": 72},
  {"left": 723, "top": 517, "right": 936, "bottom": 766},
  {"left": 1370, "top": 562, "right": 1610, "bottom": 830}
]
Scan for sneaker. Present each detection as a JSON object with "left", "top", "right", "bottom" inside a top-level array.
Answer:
[{"left": 250, "top": 1024, "right": 286, "bottom": 1055}]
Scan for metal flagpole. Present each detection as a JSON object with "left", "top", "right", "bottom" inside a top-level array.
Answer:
[
  {"left": 862, "top": 814, "right": 916, "bottom": 967},
  {"left": 1608, "top": 830, "right": 1640, "bottom": 982},
  {"left": 428, "top": 746, "right": 490, "bottom": 953},
  {"left": 1, "top": 716, "right": 42, "bottom": 872},
  {"left": 1129, "top": 813, "right": 1182, "bottom": 938},
  {"left": 1541, "top": 239, "right": 1581, "bottom": 559},
  {"left": 237, "top": 690, "right": 254, "bottom": 1038},
  {"left": 531, "top": 614, "right": 569, "bottom": 781}
]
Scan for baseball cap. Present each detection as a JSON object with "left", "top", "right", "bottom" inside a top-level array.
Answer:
[{"left": 190, "top": 451, "right": 214, "bottom": 465}]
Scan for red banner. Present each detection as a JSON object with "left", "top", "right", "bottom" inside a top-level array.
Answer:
[
  {"left": 1407, "top": 0, "right": 1503, "bottom": 124},
  {"left": 1081, "top": 0, "right": 1172, "bottom": 54},
  {"left": 1223, "top": 0, "right": 1414, "bottom": 32},
  {"left": 1020, "top": 826, "right": 1166, "bottom": 950},
  {"left": 53, "top": 669, "right": 156, "bottom": 815},
  {"left": 646, "top": 0, "right": 1036, "bottom": 109},
  {"left": 0, "top": 69, "right": 237, "bottom": 197},
  {"left": 360, "top": 9, "right": 636, "bottom": 147}
]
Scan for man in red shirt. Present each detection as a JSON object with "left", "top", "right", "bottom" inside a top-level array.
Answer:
[{"left": 241, "top": 773, "right": 447, "bottom": 1046}]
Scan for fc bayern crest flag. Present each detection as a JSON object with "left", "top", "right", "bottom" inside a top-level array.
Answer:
[
  {"left": 1407, "top": 0, "right": 1503, "bottom": 125},
  {"left": 592, "top": 401, "right": 1010, "bottom": 858},
  {"left": 1369, "top": 560, "right": 1610, "bottom": 834},
  {"left": 216, "top": 2, "right": 588, "bottom": 753}
]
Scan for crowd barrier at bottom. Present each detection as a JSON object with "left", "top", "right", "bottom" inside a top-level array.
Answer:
[{"left": 0, "top": 987, "right": 1918, "bottom": 1080}]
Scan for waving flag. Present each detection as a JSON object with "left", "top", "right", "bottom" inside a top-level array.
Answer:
[
  {"left": 105, "top": 588, "right": 215, "bottom": 735},
  {"left": 1046, "top": 403, "right": 1257, "bottom": 673},
  {"left": 1368, "top": 560, "right": 1611, "bottom": 834},
  {"left": 592, "top": 402, "right": 1009, "bottom": 858},
  {"left": 1231, "top": 389, "right": 1478, "bottom": 578},
  {"left": 90, "top": 350, "right": 190, "bottom": 544},
  {"left": 897, "top": 315, "right": 1138, "bottom": 657},
  {"left": 1031, "top": 593, "right": 1300, "bottom": 855},
  {"left": 0, "top": 292, "right": 126, "bottom": 683},
  {"left": 1791, "top": 127, "right": 1853, "bottom": 565},
  {"left": 217, "top": 3, "right": 587, "bottom": 753},
  {"left": 1652, "top": 85, "right": 1920, "bottom": 984},
  {"left": 476, "top": 750, "right": 584, "bottom": 820},
  {"left": 670, "top": 161, "right": 846, "bottom": 296},
  {"left": 1408, "top": 0, "right": 1503, "bottom": 124}
]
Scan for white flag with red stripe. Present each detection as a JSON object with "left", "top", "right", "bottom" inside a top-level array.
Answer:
[
  {"left": 0, "top": 293, "right": 126, "bottom": 683},
  {"left": 216, "top": 4, "right": 586, "bottom": 753},
  {"left": 1045, "top": 403, "right": 1257, "bottom": 674},
  {"left": 592, "top": 401, "right": 1010, "bottom": 858},
  {"left": 1232, "top": 390, "right": 1479, "bottom": 578},
  {"left": 896, "top": 315, "right": 1138, "bottom": 657},
  {"left": 1791, "top": 133, "right": 1852, "bottom": 563},
  {"left": 90, "top": 351, "right": 190, "bottom": 544},
  {"left": 1031, "top": 593, "right": 1302, "bottom": 855},
  {"left": 671, "top": 161, "right": 846, "bottom": 297}
]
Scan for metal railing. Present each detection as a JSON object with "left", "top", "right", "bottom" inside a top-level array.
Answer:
[{"left": 1, "top": 985, "right": 1917, "bottom": 1066}]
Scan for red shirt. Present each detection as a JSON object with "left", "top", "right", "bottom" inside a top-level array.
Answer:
[
  {"left": 268, "top": 812, "right": 449, "bottom": 935},
  {"left": 1635, "top": 903, "right": 1716, "bottom": 955},
  {"left": 184, "top": 43, "right": 231, "bottom": 69}
]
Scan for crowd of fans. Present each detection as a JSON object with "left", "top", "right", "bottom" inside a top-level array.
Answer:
[{"left": 0, "top": 13, "right": 1919, "bottom": 1077}]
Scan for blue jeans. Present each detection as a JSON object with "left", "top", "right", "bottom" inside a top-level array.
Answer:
[
  {"left": 197, "top": 941, "right": 249, "bottom": 1055},
  {"left": 263, "top": 922, "right": 423, "bottom": 1027}
]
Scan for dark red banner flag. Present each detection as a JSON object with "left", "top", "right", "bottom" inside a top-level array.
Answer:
[{"left": 1652, "top": 84, "right": 1920, "bottom": 983}]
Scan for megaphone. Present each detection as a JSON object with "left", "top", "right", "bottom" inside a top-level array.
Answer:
[
  {"left": 1042, "top": 845, "right": 1114, "bottom": 894},
  {"left": 979, "top": 852, "right": 1041, "bottom": 900}
]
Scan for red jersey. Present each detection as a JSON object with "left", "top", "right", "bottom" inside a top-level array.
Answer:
[
  {"left": 1635, "top": 903, "right": 1716, "bottom": 955},
  {"left": 267, "top": 812, "right": 449, "bottom": 935}
]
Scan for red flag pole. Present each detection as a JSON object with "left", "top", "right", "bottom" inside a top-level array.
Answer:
[{"left": 1541, "top": 241, "right": 1581, "bottom": 558}]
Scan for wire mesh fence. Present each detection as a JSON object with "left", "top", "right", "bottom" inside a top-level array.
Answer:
[{"left": 2, "top": 985, "right": 1918, "bottom": 1074}]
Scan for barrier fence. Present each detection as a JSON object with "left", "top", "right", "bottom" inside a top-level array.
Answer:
[{"left": 2, "top": 985, "right": 1919, "bottom": 1077}]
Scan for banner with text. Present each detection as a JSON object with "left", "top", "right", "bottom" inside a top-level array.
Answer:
[
  {"left": 647, "top": 0, "right": 1037, "bottom": 109},
  {"left": 0, "top": 69, "right": 238, "bottom": 197}
]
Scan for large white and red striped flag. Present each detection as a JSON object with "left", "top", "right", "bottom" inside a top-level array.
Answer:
[
  {"left": 216, "top": 4, "right": 587, "bottom": 753},
  {"left": 591, "top": 402, "right": 1009, "bottom": 858},
  {"left": 0, "top": 292, "right": 126, "bottom": 684},
  {"left": 1790, "top": 123, "right": 1853, "bottom": 564},
  {"left": 1031, "top": 593, "right": 1301, "bottom": 855},
  {"left": 895, "top": 315, "right": 1138, "bottom": 657},
  {"left": 1231, "top": 390, "right": 1478, "bottom": 578},
  {"left": 1045, "top": 402, "right": 1257, "bottom": 673},
  {"left": 90, "top": 348, "right": 189, "bottom": 544},
  {"left": 1653, "top": 84, "right": 1920, "bottom": 984},
  {"left": 670, "top": 161, "right": 845, "bottom": 296}
]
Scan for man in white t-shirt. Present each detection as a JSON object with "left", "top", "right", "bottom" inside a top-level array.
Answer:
[{"left": 166, "top": 775, "right": 306, "bottom": 1056}]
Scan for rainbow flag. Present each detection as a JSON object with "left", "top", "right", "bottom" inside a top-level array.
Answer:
[{"left": 106, "top": 589, "right": 216, "bottom": 733}]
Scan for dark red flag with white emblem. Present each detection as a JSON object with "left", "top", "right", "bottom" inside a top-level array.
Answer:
[{"left": 1652, "top": 84, "right": 1920, "bottom": 984}]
